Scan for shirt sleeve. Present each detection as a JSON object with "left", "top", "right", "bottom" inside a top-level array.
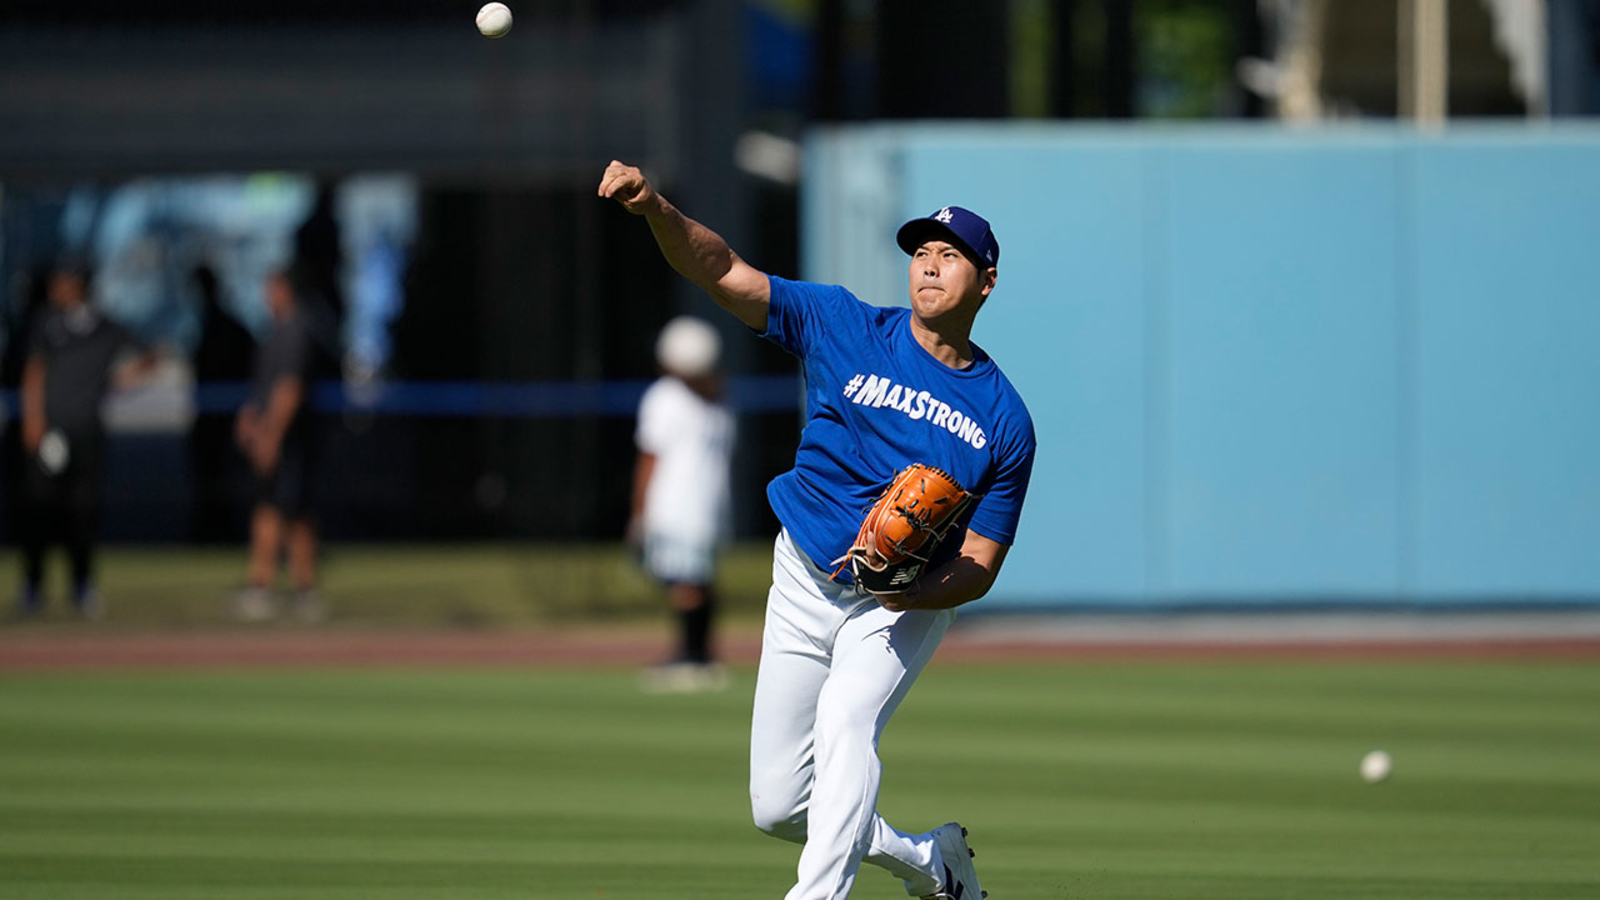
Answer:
[
  {"left": 284, "top": 319, "right": 313, "bottom": 380},
  {"left": 965, "top": 414, "right": 1037, "bottom": 547},
  {"left": 106, "top": 319, "right": 149, "bottom": 361},
  {"left": 634, "top": 380, "right": 674, "bottom": 455},
  {"left": 760, "top": 274, "right": 862, "bottom": 359}
]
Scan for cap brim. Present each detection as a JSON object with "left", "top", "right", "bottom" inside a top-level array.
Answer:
[{"left": 896, "top": 219, "right": 986, "bottom": 268}]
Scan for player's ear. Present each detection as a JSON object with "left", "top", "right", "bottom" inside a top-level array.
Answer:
[{"left": 978, "top": 267, "right": 997, "bottom": 305}]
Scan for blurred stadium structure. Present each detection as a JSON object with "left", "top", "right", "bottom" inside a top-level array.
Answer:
[{"left": 1, "top": 1, "right": 1597, "bottom": 609}]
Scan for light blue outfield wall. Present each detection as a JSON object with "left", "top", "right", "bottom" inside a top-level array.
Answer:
[{"left": 801, "top": 124, "right": 1600, "bottom": 608}]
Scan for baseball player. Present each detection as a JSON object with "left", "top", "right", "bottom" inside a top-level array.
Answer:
[
  {"left": 600, "top": 161, "right": 1035, "bottom": 900},
  {"left": 632, "top": 315, "right": 736, "bottom": 692},
  {"left": 16, "top": 257, "right": 160, "bottom": 619}
]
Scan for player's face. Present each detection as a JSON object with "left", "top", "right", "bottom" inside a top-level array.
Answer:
[
  {"left": 264, "top": 275, "right": 295, "bottom": 320},
  {"left": 907, "top": 240, "right": 995, "bottom": 324},
  {"left": 47, "top": 272, "right": 87, "bottom": 309}
]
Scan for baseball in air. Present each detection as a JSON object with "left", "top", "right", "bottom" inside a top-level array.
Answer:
[
  {"left": 476, "top": 2, "right": 513, "bottom": 38},
  {"left": 1360, "top": 750, "right": 1393, "bottom": 783}
]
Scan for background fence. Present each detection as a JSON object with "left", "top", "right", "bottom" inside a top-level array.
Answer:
[{"left": 806, "top": 123, "right": 1600, "bottom": 608}]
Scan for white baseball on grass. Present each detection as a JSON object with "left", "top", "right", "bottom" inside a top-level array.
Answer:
[
  {"left": 1360, "top": 750, "right": 1393, "bottom": 783},
  {"left": 476, "top": 2, "right": 513, "bottom": 38}
]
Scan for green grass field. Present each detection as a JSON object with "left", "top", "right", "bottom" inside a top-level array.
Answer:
[
  {"left": 3, "top": 660, "right": 1598, "bottom": 899},
  {"left": 1, "top": 543, "right": 777, "bottom": 628}
]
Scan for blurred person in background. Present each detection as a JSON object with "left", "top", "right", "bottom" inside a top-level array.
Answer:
[
  {"left": 232, "top": 268, "right": 323, "bottom": 623},
  {"left": 630, "top": 315, "right": 736, "bottom": 693},
  {"left": 15, "top": 256, "right": 160, "bottom": 619},
  {"left": 186, "top": 263, "right": 256, "bottom": 544}
]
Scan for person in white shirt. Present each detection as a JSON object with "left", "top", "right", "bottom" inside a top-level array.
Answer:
[{"left": 631, "top": 315, "right": 736, "bottom": 692}]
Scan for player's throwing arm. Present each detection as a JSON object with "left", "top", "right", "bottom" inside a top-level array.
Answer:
[{"left": 597, "top": 160, "right": 770, "bottom": 330}]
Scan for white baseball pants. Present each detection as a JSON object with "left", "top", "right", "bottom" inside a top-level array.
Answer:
[{"left": 749, "top": 529, "right": 954, "bottom": 900}]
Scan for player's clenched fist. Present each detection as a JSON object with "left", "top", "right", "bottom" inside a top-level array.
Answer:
[{"left": 598, "top": 160, "right": 659, "bottom": 215}]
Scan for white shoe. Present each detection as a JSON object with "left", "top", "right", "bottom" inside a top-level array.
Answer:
[
  {"left": 291, "top": 588, "right": 327, "bottom": 624},
  {"left": 921, "top": 822, "right": 986, "bottom": 900},
  {"left": 231, "top": 586, "right": 278, "bottom": 623},
  {"left": 639, "top": 661, "right": 728, "bottom": 694},
  {"left": 74, "top": 588, "right": 106, "bottom": 621}
]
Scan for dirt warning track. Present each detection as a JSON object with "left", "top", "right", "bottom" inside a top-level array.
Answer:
[{"left": 3, "top": 617, "right": 1599, "bottom": 671}]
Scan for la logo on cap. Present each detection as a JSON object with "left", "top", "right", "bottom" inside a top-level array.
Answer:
[{"left": 934, "top": 207, "right": 954, "bottom": 224}]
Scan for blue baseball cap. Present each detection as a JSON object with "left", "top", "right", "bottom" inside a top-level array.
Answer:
[{"left": 896, "top": 206, "right": 1000, "bottom": 269}]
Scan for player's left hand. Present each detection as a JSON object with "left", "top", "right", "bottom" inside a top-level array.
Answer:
[
  {"left": 248, "top": 436, "right": 281, "bottom": 475},
  {"left": 875, "top": 591, "right": 919, "bottom": 613}
]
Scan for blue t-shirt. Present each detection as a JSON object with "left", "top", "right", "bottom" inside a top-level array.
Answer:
[{"left": 760, "top": 275, "right": 1036, "bottom": 580}]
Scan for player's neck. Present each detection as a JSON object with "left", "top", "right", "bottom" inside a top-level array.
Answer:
[
  {"left": 908, "top": 314, "right": 973, "bottom": 369},
  {"left": 679, "top": 373, "right": 724, "bottom": 401}
]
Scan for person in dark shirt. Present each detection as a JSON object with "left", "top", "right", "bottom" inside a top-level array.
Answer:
[
  {"left": 16, "top": 258, "right": 158, "bottom": 619},
  {"left": 232, "top": 269, "right": 323, "bottom": 623}
]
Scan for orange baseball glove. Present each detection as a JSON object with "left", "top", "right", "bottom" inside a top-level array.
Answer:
[{"left": 832, "top": 463, "right": 974, "bottom": 596}]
